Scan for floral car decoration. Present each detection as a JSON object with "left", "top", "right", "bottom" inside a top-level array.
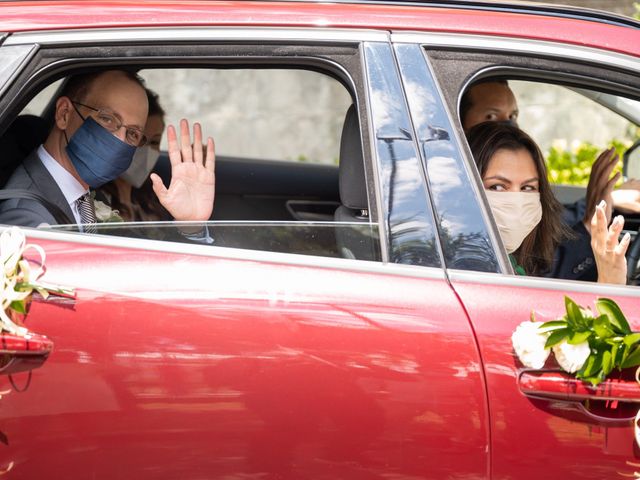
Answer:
[
  {"left": 0, "top": 226, "right": 74, "bottom": 336},
  {"left": 512, "top": 296, "right": 640, "bottom": 385}
]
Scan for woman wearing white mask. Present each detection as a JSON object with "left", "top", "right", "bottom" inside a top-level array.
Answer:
[
  {"left": 99, "top": 88, "right": 170, "bottom": 222},
  {"left": 467, "top": 122, "right": 629, "bottom": 284}
]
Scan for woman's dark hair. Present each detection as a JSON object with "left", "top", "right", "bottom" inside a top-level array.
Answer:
[
  {"left": 466, "top": 121, "right": 569, "bottom": 275},
  {"left": 146, "top": 88, "right": 165, "bottom": 119}
]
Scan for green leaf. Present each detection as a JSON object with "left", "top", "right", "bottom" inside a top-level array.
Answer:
[
  {"left": 568, "top": 331, "right": 591, "bottom": 345},
  {"left": 579, "top": 355, "right": 596, "bottom": 377},
  {"left": 592, "top": 315, "right": 614, "bottom": 339},
  {"left": 540, "top": 320, "right": 568, "bottom": 331},
  {"left": 581, "top": 350, "right": 603, "bottom": 378},
  {"left": 602, "top": 350, "right": 613, "bottom": 376},
  {"left": 545, "top": 328, "right": 570, "bottom": 348},
  {"left": 596, "top": 298, "right": 631, "bottom": 335},
  {"left": 622, "top": 346, "right": 640, "bottom": 369},
  {"left": 565, "top": 296, "right": 584, "bottom": 330},
  {"left": 620, "top": 343, "right": 631, "bottom": 366},
  {"left": 9, "top": 300, "right": 26, "bottom": 314},
  {"left": 611, "top": 342, "right": 622, "bottom": 368},
  {"left": 623, "top": 333, "right": 640, "bottom": 347}
]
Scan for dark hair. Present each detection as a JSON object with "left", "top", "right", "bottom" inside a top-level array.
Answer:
[
  {"left": 146, "top": 88, "right": 165, "bottom": 119},
  {"left": 60, "top": 69, "right": 146, "bottom": 103},
  {"left": 460, "top": 79, "right": 509, "bottom": 127},
  {"left": 466, "top": 121, "right": 569, "bottom": 275}
]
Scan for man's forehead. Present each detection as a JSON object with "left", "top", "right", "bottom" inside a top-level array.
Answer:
[
  {"left": 83, "top": 73, "right": 147, "bottom": 123},
  {"left": 86, "top": 73, "right": 143, "bottom": 99},
  {"left": 472, "top": 83, "right": 516, "bottom": 105}
]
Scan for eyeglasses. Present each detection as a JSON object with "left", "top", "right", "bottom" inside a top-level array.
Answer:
[{"left": 71, "top": 100, "right": 147, "bottom": 147}]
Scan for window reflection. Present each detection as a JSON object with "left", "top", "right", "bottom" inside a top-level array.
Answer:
[{"left": 394, "top": 43, "right": 499, "bottom": 272}]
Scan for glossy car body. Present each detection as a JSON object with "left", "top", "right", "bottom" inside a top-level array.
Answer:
[{"left": 0, "top": 1, "right": 639, "bottom": 478}]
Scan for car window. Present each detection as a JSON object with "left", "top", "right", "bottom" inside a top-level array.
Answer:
[
  {"left": 20, "top": 78, "right": 63, "bottom": 116},
  {"left": 51, "top": 221, "right": 381, "bottom": 260},
  {"left": 511, "top": 80, "right": 640, "bottom": 201},
  {"left": 5, "top": 64, "right": 382, "bottom": 263},
  {"left": 0, "top": 44, "right": 36, "bottom": 96},
  {"left": 140, "top": 68, "right": 351, "bottom": 165}
]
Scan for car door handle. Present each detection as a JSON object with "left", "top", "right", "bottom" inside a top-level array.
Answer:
[
  {"left": 0, "top": 333, "right": 53, "bottom": 376},
  {"left": 518, "top": 370, "right": 640, "bottom": 403}
]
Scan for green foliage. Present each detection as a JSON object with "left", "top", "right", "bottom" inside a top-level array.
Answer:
[
  {"left": 546, "top": 140, "right": 628, "bottom": 186},
  {"left": 634, "top": 2, "right": 640, "bottom": 20},
  {"left": 539, "top": 296, "right": 640, "bottom": 385}
]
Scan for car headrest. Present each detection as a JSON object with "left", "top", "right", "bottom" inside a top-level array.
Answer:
[
  {"left": 0, "top": 115, "right": 49, "bottom": 187},
  {"left": 339, "top": 105, "right": 367, "bottom": 210}
]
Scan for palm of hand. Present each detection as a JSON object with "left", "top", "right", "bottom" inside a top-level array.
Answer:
[
  {"left": 151, "top": 119, "right": 216, "bottom": 222},
  {"left": 162, "top": 161, "right": 215, "bottom": 221}
]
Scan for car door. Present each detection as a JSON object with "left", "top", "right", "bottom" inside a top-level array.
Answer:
[
  {"left": 0, "top": 26, "right": 488, "bottom": 479},
  {"left": 394, "top": 32, "right": 640, "bottom": 478}
]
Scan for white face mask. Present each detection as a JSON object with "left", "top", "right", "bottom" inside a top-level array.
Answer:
[
  {"left": 120, "top": 146, "right": 160, "bottom": 189},
  {"left": 485, "top": 191, "right": 542, "bottom": 254}
]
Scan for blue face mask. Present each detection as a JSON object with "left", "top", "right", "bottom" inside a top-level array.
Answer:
[{"left": 66, "top": 117, "right": 136, "bottom": 188}]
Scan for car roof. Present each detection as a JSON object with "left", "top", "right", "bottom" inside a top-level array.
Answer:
[{"left": 1, "top": 0, "right": 639, "bottom": 57}]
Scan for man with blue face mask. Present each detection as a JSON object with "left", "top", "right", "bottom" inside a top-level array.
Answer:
[{"left": 0, "top": 69, "right": 215, "bottom": 232}]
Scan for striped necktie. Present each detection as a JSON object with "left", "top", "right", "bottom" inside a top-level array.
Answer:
[{"left": 76, "top": 192, "right": 97, "bottom": 233}]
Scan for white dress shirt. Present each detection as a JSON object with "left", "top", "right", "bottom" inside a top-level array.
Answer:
[{"left": 37, "top": 145, "right": 88, "bottom": 228}]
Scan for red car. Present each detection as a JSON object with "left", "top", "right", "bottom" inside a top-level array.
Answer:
[{"left": 0, "top": 1, "right": 639, "bottom": 478}]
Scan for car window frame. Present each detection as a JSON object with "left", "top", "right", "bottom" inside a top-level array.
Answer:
[
  {"left": 396, "top": 31, "right": 640, "bottom": 288},
  {"left": 0, "top": 27, "right": 445, "bottom": 272}
]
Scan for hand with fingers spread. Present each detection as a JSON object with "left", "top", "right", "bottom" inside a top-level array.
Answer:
[
  {"left": 583, "top": 147, "right": 620, "bottom": 233},
  {"left": 150, "top": 119, "right": 215, "bottom": 221},
  {"left": 591, "top": 200, "right": 630, "bottom": 285}
]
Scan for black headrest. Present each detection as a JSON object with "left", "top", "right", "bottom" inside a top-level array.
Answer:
[
  {"left": 339, "top": 105, "right": 367, "bottom": 210},
  {"left": 0, "top": 115, "right": 49, "bottom": 187},
  {"left": 11, "top": 115, "right": 49, "bottom": 153}
]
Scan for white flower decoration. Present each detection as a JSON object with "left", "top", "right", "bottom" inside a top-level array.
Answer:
[
  {"left": 511, "top": 321, "right": 551, "bottom": 369},
  {"left": 552, "top": 340, "right": 591, "bottom": 374},
  {"left": 93, "top": 200, "right": 122, "bottom": 223}
]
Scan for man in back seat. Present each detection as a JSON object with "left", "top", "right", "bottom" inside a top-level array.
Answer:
[{"left": 0, "top": 69, "right": 215, "bottom": 231}]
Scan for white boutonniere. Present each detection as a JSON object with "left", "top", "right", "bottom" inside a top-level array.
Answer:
[{"left": 93, "top": 200, "right": 123, "bottom": 223}]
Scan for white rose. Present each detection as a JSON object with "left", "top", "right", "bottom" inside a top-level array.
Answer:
[
  {"left": 93, "top": 200, "right": 113, "bottom": 222},
  {"left": 511, "top": 321, "right": 551, "bottom": 369},
  {"left": 552, "top": 339, "right": 591, "bottom": 373}
]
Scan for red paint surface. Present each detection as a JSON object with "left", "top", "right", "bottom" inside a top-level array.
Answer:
[
  {"left": 0, "top": 1, "right": 639, "bottom": 57},
  {"left": 0, "top": 237, "right": 488, "bottom": 478}
]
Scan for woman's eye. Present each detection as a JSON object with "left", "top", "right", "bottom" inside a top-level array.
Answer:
[
  {"left": 488, "top": 184, "right": 505, "bottom": 191},
  {"left": 522, "top": 185, "right": 538, "bottom": 192}
]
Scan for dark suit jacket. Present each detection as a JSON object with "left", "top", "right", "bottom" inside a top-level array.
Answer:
[
  {"left": 547, "top": 220, "right": 597, "bottom": 282},
  {"left": 0, "top": 149, "right": 75, "bottom": 227}
]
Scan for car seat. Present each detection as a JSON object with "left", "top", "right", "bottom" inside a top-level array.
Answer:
[
  {"left": 0, "top": 115, "right": 49, "bottom": 187},
  {"left": 334, "top": 105, "right": 379, "bottom": 261}
]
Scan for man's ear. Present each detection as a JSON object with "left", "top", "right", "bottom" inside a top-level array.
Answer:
[{"left": 54, "top": 96, "right": 73, "bottom": 130}]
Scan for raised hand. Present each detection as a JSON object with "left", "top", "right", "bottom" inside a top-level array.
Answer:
[
  {"left": 150, "top": 119, "right": 215, "bottom": 221},
  {"left": 583, "top": 147, "right": 620, "bottom": 232},
  {"left": 591, "top": 200, "right": 630, "bottom": 285}
]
